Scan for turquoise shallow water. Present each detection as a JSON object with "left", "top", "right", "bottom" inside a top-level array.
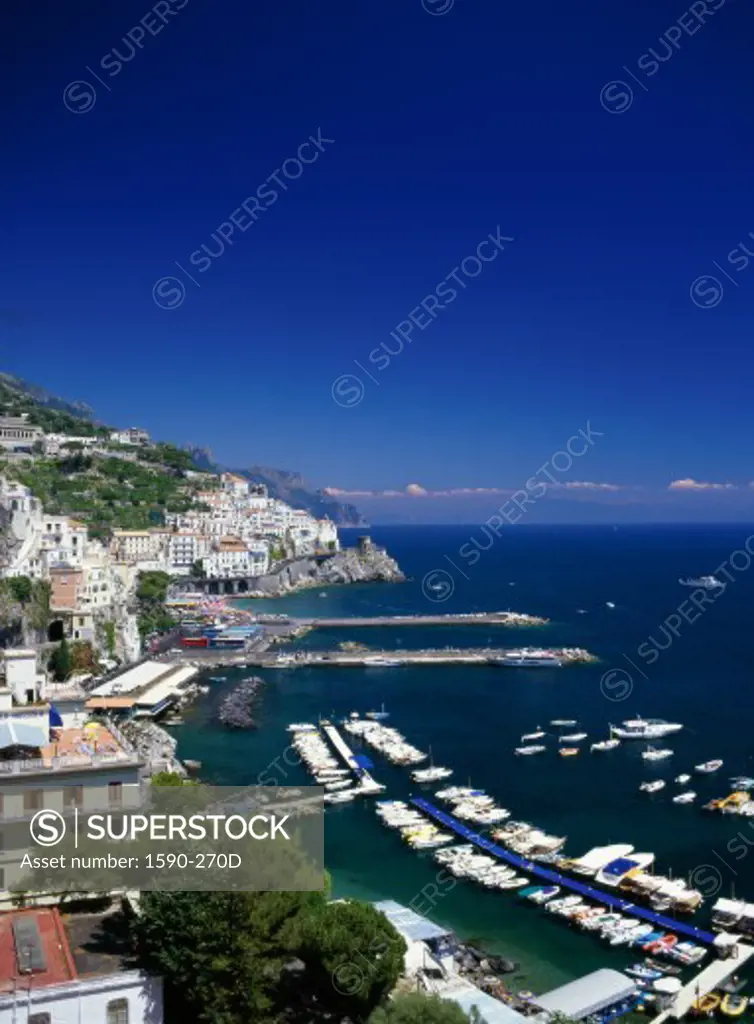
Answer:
[{"left": 171, "top": 525, "right": 754, "bottom": 990}]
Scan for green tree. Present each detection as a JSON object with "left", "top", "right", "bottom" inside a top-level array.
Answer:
[
  {"left": 102, "top": 620, "right": 117, "bottom": 658},
  {"left": 151, "top": 771, "right": 187, "bottom": 786},
  {"left": 135, "top": 890, "right": 326, "bottom": 1024},
  {"left": 26, "top": 580, "right": 51, "bottom": 638},
  {"left": 297, "top": 899, "right": 406, "bottom": 1020},
  {"left": 50, "top": 636, "right": 72, "bottom": 681},
  {"left": 369, "top": 993, "right": 474, "bottom": 1024},
  {"left": 190, "top": 559, "right": 206, "bottom": 579},
  {"left": 5, "top": 575, "right": 33, "bottom": 604},
  {"left": 136, "top": 571, "right": 173, "bottom": 603}
]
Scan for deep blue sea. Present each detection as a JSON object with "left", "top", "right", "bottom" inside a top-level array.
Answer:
[{"left": 172, "top": 525, "right": 754, "bottom": 990}]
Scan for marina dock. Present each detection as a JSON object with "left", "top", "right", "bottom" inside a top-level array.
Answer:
[
  {"left": 322, "top": 722, "right": 383, "bottom": 794},
  {"left": 412, "top": 798, "right": 717, "bottom": 946},
  {"left": 258, "top": 647, "right": 595, "bottom": 668},
  {"left": 290, "top": 612, "right": 548, "bottom": 628},
  {"left": 652, "top": 942, "right": 754, "bottom": 1021}
]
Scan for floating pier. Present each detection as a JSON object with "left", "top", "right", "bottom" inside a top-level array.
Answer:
[
  {"left": 412, "top": 798, "right": 716, "bottom": 946},
  {"left": 322, "top": 722, "right": 384, "bottom": 794}
]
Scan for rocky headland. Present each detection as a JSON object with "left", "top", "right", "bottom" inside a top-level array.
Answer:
[{"left": 246, "top": 542, "right": 405, "bottom": 598}]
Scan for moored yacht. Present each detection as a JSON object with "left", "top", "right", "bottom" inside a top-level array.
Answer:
[
  {"left": 673, "top": 791, "right": 697, "bottom": 804},
  {"left": 675, "top": 774, "right": 691, "bottom": 785},
  {"left": 521, "top": 728, "right": 546, "bottom": 741},
  {"left": 551, "top": 719, "right": 577, "bottom": 726},
  {"left": 696, "top": 759, "right": 723, "bottom": 774},
  {"left": 679, "top": 575, "right": 725, "bottom": 589},
  {"left": 411, "top": 765, "right": 453, "bottom": 783},
  {"left": 596, "top": 852, "right": 655, "bottom": 887},
  {"left": 559, "top": 732, "right": 587, "bottom": 743},
  {"left": 639, "top": 780, "right": 666, "bottom": 794},
  {"left": 495, "top": 648, "right": 564, "bottom": 667},
  {"left": 610, "top": 716, "right": 683, "bottom": 740},
  {"left": 515, "top": 744, "right": 546, "bottom": 756}
]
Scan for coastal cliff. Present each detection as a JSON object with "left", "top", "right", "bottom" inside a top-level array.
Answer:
[{"left": 249, "top": 543, "right": 405, "bottom": 597}]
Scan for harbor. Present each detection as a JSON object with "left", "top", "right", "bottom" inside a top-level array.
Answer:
[{"left": 166, "top": 524, "right": 754, "bottom": 998}]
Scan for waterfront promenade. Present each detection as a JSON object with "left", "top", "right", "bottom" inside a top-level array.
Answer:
[
  {"left": 257, "top": 647, "right": 595, "bottom": 668},
  {"left": 291, "top": 611, "right": 548, "bottom": 628}
]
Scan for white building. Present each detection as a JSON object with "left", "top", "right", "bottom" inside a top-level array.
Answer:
[
  {"left": 109, "top": 427, "right": 150, "bottom": 446},
  {"left": 0, "top": 415, "right": 43, "bottom": 452},
  {"left": 168, "top": 532, "right": 212, "bottom": 574},
  {"left": 0, "top": 908, "right": 163, "bottom": 1024},
  {"left": 201, "top": 538, "right": 263, "bottom": 579},
  {"left": 0, "top": 649, "right": 45, "bottom": 705},
  {"left": 111, "top": 530, "right": 169, "bottom": 566},
  {"left": 220, "top": 472, "right": 250, "bottom": 500},
  {"left": 0, "top": 479, "right": 44, "bottom": 578}
]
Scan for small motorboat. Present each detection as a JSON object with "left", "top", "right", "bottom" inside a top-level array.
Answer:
[
  {"left": 646, "top": 933, "right": 677, "bottom": 954},
  {"left": 521, "top": 728, "right": 546, "bottom": 741},
  {"left": 731, "top": 776, "right": 754, "bottom": 790},
  {"left": 639, "top": 780, "right": 666, "bottom": 794},
  {"left": 324, "top": 790, "right": 357, "bottom": 804},
  {"left": 675, "top": 774, "right": 691, "bottom": 785},
  {"left": 559, "top": 732, "right": 588, "bottom": 743},
  {"left": 550, "top": 719, "right": 577, "bottom": 727},
  {"left": 208, "top": 675, "right": 227, "bottom": 682},
  {"left": 606, "top": 601, "right": 616, "bottom": 608},
  {"left": 721, "top": 994, "right": 748, "bottom": 1018},
  {"left": 515, "top": 745, "right": 546, "bottom": 756},
  {"left": 591, "top": 739, "right": 621, "bottom": 752},
  {"left": 645, "top": 957, "right": 681, "bottom": 976},
  {"left": 642, "top": 747, "right": 674, "bottom": 761},
  {"left": 625, "top": 964, "right": 663, "bottom": 982},
  {"left": 694, "top": 993, "right": 721, "bottom": 1015},
  {"left": 696, "top": 759, "right": 724, "bottom": 774},
  {"left": 559, "top": 747, "right": 579, "bottom": 757},
  {"left": 673, "top": 791, "right": 697, "bottom": 804}
]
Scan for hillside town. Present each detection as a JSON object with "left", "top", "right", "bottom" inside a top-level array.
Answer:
[{"left": 0, "top": 413, "right": 339, "bottom": 665}]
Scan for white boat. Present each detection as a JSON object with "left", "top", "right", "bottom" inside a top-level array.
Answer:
[
  {"left": 365, "top": 704, "right": 389, "bottom": 720},
  {"left": 675, "top": 774, "right": 691, "bottom": 785},
  {"left": 610, "top": 922, "right": 653, "bottom": 947},
  {"left": 610, "top": 716, "right": 683, "bottom": 740},
  {"left": 559, "top": 733, "right": 587, "bottom": 743},
  {"left": 732, "top": 777, "right": 754, "bottom": 790},
  {"left": 325, "top": 779, "right": 354, "bottom": 791},
  {"left": 606, "top": 601, "right": 616, "bottom": 609},
  {"left": 566, "top": 843, "right": 635, "bottom": 877},
  {"left": 515, "top": 745, "right": 546, "bottom": 756},
  {"left": 639, "top": 780, "right": 666, "bottom": 794},
  {"left": 521, "top": 729, "right": 546, "bottom": 741},
  {"left": 679, "top": 575, "right": 725, "bottom": 590},
  {"left": 695, "top": 759, "right": 723, "bottom": 774},
  {"left": 324, "top": 791, "right": 357, "bottom": 804},
  {"left": 591, "top": 739, "right": 620, "bottom": 752},
  {"left": 596, "top": 853, "right": 655, "bottom": 887},
  {"left": 411, "top": 765, "right": 453, "bottom": 783},
  {"left": 287, "top": 723, "right": 317, "bottom": 732},
  {"left": 436, "top": 786, "right": 478, "bottom": 801},
  {"left": 551, "top": 719, "right": 577, "bottom": 727},
  {"left": 673, "top": 791, "right": 697, "bottom": 804},
  {"left": 495, "top": 648, "right": 564, "bottom": 668},
  {"left": 642, "top": 747, "right": 674, "bottom": 761},
  {"left": 364, "top": 658, "right": 403, "bottom": 667}
]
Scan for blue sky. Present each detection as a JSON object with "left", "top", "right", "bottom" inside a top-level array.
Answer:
[{"left": 5, "top": 0, "right": 754, "bottom": 521}]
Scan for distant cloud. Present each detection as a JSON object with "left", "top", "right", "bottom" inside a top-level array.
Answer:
[
  {"left": 557, "top": 481, "right": 623, "bottom": 491},
  {"left": 324, "top": 481, "right": 626, "bottom": 499},
  {"left": 668, "top": 478, "right": 736, "bottom": 491}
]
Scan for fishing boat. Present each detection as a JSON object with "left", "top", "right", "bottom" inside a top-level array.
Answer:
[
  {"left": 642, "top": 747, "right": 674, "bottom": 761},
  {"left": 675, "top": 774, "right": 691, "bottom": 785},
  {"left": 559, "top": 732, "right": 587, "bottom": 743},
  {"left": 639, "top": 780, "right": 666, "bottom": 794},
  {"left": 591, "top": 739, "right": 621, "bottom": 752},
  {"left": 696, "top": 759, "right": 724, "bottom": 774},
  {"left": 550, "top": 719, "right": 577, "bottom": 727},
  {"left": 521, "top": 728, "right": 546, "bottom": 741},
  {"left": 720, "top": 994, "right": 748, "bottom": 1018},
  {"left": 559, "top": 747, "right": 579, "bottom": 757},
  {"left": 673, "top": 791, "right": 697, "bottom": 804},
  {"left": 365, "top": 704, "right": 390, "bottom": 721},
  {"left": 515, "top": 745, "right": 546, "bottom": 756},
  {"left": 693, "top": 993, "right": 722, "bottom": 1015}
]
